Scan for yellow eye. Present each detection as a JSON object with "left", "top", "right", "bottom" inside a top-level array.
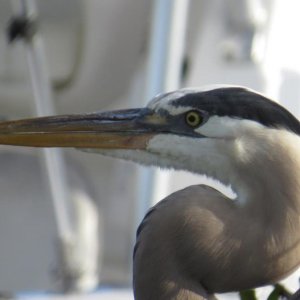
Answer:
[{"left": 185, "top": 111, "right": 202, "bottom": 127}]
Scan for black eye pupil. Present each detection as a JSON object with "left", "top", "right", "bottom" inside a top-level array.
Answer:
[{"left": 188, "top": 115, "right": 196, "bottom": 123}]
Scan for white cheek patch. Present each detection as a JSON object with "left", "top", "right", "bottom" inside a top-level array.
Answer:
[
  {"left": 145, "top": 133, "right": 238, "bottom": 187},
  {"left": 147, "top": 91, "right": 187, "bottom": 111},
  {"left": 196, "top": 116, "right": 264, "bottom": 138},
  {"left": 148, "top": 91, "right": 194, "bottom": 114},
  {"left": 147, "top": 134, "right": 199, "bottom": 153},
  {"left": 161, "top": 105, "right": 194, "bottom": 116}
]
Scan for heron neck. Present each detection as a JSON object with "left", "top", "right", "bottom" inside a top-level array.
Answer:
[
  {"left": 229, "top": 131, "right": 300, "bottom": 223},
  {"left": 146, "top": 131, "right": 300, "bottom": 219}
]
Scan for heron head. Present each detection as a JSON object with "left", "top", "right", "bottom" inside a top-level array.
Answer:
[{"left": 0, "top": 85, "right": 299, "bottom": 178}]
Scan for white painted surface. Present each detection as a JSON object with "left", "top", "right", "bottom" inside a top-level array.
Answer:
[{"left": 18, "top": 290, "right": 133, "bottom": 300}]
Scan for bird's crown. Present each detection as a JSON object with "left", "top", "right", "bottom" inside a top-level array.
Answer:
[{"left": 147, "top": 85, "right": 300, "bottom": 135}]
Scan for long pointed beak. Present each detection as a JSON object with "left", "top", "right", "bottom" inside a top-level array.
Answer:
[{"left": 0, "top": 108, "right": 158, "bottom": 149}]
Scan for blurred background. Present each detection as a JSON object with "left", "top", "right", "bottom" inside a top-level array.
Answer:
[{"left": 0, "top": 0, "right": 299, "bottom": 299}]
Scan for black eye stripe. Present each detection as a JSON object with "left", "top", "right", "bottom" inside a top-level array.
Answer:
[{"left": 172, "top": 88, "right": 300, "bottom": 135}]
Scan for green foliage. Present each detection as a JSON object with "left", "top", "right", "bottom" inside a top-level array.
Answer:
[
  {"left": 239, "top": 284, "right": 292, "bottom": 300},
  {"left": 239, "top": 289, "right": 257, "bottom": 300},
  {"left": 267, "top": 284, "right": 291, "bottom": 300}
]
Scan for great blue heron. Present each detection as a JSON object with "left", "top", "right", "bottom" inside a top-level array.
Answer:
[{"left": 0, "top": 85, "right": 299, "bottom": 299}]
